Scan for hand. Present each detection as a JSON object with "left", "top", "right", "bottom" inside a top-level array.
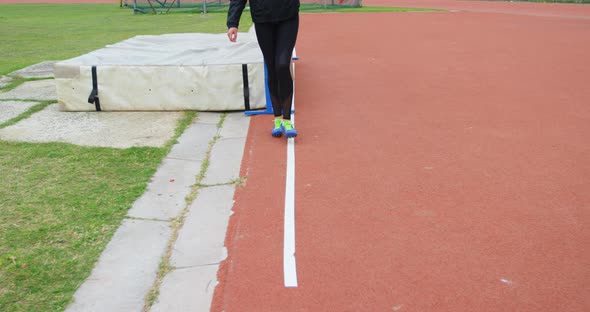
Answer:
[{"left": 227, "top": 27, "right": 238, "bottom": 42}]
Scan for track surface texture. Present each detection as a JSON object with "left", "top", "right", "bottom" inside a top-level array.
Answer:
[
  {"left": 213, "top": 2, "right": 590, "bottom": 312},
  {"left": 370, "top": 0, "right": 590, "bottom": 19},
  {"left": 4, "top": 0, "right": 588, "bottom": 311}
]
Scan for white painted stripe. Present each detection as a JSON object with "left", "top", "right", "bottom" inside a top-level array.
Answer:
[{"left": 284, "top": 59, "right": 298, "bottom": 287}]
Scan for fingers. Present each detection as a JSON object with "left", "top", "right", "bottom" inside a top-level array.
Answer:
[{"left": 227, "top": 28, "right": 238, "bottom": 42}]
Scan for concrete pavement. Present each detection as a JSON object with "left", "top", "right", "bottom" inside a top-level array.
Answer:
[{"left": 1, "top": 61, "right": 251, "bottom": 311}]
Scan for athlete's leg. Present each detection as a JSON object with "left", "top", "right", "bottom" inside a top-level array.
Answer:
[
  {"left": 274, "top": 15, "right": 299, "bottom": 120},
  {"left": 254, "top": 22, "right": 282, "bottom": 117}
]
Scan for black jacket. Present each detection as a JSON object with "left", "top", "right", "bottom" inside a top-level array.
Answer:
[{"left": 227, "top": 0, "right": 300, "bottom": 28}]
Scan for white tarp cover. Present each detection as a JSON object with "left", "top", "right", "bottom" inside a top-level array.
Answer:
[{"left": 54, "top": 31, "right": 266, "bottom": 111}]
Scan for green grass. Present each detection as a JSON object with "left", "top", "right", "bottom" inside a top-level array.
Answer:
[
  {"left": 0, "top": 3, "right": 253, "bottom": 75},
  {"left": 0, "top": 110, "right": 195, "bottom": 312},
  {"left": 0, "top": 142, "right": 168, "bottom": 311}
]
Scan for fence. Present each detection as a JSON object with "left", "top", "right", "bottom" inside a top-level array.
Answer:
[{"left": 125, "top": 0, "right": 362, "bottom": 14}]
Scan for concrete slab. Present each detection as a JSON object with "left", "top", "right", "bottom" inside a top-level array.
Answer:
[
  {"left": 0, "top": 76, "right": 12, "bottom": 88},
  {"left": 0, "top": 104, "right": 183, "bottom": 148},
  {"left": 170, "top": 185, "right": 235, "bottom": 267},
  {"left": 167, "top": 122, "right": 218, "bottom": 162},
  {"left": 10, "top": 61, "right": 58, "bottom": 78},
  {"left": 61, "top": 106, "right": 248, "bottom": 311},
  {"left": 127, "top": 158, "right": 202, "bottom": 220},
  {"left": 219, "top": 112, "right": 250, "bottom": 139},
  {"left": 150, "top": 265, "right": 218, "bottom": 312},
  {"left": 0, "top": 79, "right": 56, "bottom": 100},
  {"left": 0, "top": 101, "right": 38, "bottom": 125},
  {"left": 146, "top": 158, "right": 201, "bottom": 195},
  {"left": 66, "top": 219, "right": 171, "bottom": 312},
  {"left": 128, "top": 188, "right": 190, "bottom": 221},
  {"left": 201, "top": 137, "right": 247, "bottom": 185},
  {"left": 196, "top": 112, "right": 223, "bottom": 125}
]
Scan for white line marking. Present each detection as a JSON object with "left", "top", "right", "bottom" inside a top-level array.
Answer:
[{"left": 284, "top": 59, "right": 298, "bottom": 288}]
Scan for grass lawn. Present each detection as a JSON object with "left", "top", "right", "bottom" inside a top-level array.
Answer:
[
  {"left": 0, "top": 142, "right": 167, "bottom": 311},
  {"left": 0, "top": 3, "right": 433, "bottom": 311},
  {"left": 0, "top": 108, "right": 195, "bottom": 312},
  {"left": 0, "top": 3, "right": 252, "bottom": 76}
]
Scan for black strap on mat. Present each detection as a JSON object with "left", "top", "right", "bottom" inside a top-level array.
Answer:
[
  {"left": 242, "top": 64, "right": 250, "bottom": 111},
  {"left": 87, "top": 66, "right": 101, "bottom": 111}
]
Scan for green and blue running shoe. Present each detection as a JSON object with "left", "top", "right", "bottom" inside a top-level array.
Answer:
[
  {"left": 282, "top": 119, "right": 297, "bottom": 138},
  {"left": 272, "top": 118, "right": 283, "bottom": 137}
]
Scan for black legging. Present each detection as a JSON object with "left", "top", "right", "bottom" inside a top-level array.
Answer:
[{"left": 254, "top": 15, "right": 299, "bottom": 120}]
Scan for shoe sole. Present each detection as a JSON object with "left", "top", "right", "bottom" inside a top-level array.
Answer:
[{"left": 282, "top": 125, "right": 297, "bottom": 138}]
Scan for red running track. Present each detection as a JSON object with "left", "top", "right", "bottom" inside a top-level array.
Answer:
[
  {"left": 366, "top": 0, "right": 590, "bottom": 19},
  {"left": 213, "top": 6, "right": 590, "bottom": 312}
]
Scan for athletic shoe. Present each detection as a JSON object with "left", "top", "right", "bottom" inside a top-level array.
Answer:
[
  {"left": 282, "top": 119, "right": 297, "bottom": 138},
  {"left": 272, "top": 118, "right": 283, "bottom": 137}
]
